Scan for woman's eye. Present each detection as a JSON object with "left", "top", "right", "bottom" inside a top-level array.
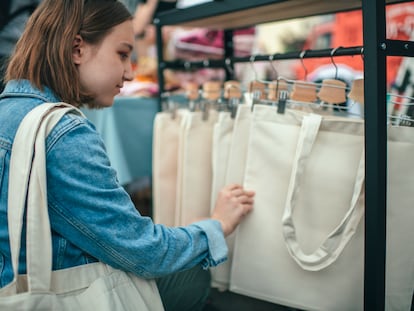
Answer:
[{"left": 119, "top": 52, "right": 129, "bottom": 60}]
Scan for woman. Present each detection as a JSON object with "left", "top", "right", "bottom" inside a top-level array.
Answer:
[{"left": 0, "top": 0, "right": 254, "bottom": 310}]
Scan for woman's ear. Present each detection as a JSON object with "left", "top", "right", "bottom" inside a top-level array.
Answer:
[{"left": 72, "top": 35, "right": 84, "bottom": 65}]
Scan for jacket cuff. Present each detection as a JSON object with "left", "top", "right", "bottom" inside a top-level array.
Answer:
[{"left": 193, "top": 219, "right": 228, "bottom": 269}]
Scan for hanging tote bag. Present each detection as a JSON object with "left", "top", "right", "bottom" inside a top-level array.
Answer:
[
  {"left": 209, "top": 104, "right": 252, "bottom": 290},
  {"left": 230, "top": 104, "right": 414, "bottom": 310},
  {"left": 174, "top": 109, "right": 191, "bottom": 226},
  {"left": 385, "top": 125, "right": 414, "bottom": 311},
  {"left": 175, "top": 110, "right": 218, "bottom": 226},
  {"left": 280, "top": 116, "right": 414, "bottom": 310},
  {"left": 0, "top": 103, "right": 164, "bottom": 311},
  {"left": 210, "top": 111, "right": 235, "bottom": 213},
  {"left": 209, "top": 110, "right": 234, "bottom": 290},
  {"left": 152, "top": 110, "right": 188, "bottom": 226},
  {"left": 230, "top": 104, "right": 366, "bottom": 311}
]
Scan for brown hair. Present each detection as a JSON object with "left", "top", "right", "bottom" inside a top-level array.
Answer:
[{"left": 5, "top": 0, "right": 132, "bottom": 107}]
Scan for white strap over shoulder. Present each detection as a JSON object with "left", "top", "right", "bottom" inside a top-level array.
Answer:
[
  {"left": 8, "top": 102, "right": 83, "bottom": 292},
  {"left": 281, "top": 113, "right": 365, "bottom": 271}
]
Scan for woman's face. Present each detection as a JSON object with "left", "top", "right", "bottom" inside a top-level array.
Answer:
[{"left": 73, "top": 20, "right": 134, "bottom": 107}]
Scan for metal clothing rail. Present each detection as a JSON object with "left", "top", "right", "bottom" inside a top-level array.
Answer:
[
  {"left": 155, "top": 45, "right": 365, "bottom": 105},
  {"left": 159, "top": 46, "right": 364, "bottom": 71}
]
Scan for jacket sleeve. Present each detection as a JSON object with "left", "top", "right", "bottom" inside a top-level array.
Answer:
[{"left": 46, "top": 115, "right": 227, "bottom": 278}]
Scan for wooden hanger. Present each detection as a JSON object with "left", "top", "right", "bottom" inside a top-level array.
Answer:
[
  {"left": 185, "top": 82, "right": 200, "bottom": 101},
  {"left": 290, "top": 81, "right": 318, "bottom": 102},
  {"left": 268, "top": 79, "right": 289, "bottom": 101},
  {"left": 224, "top": 80, "right": 242, "bottom": 100},
  {"left": 348, "top": 78, "right": 364, "bottom": 104},
  {"left": 224, "top": 80, "right": 242, "bottom": 118},
  {"left": 201, "top": 80, "right": 221, "bottom": 120},
  {"left": 248, "top": 55, "right": 266, "bottom": 101},
  {"left": 290, "top": 50, "right": 317, "bottom": 103},
  {"left": 184, "top": 81, "right": 200, "bottom": 112},
  {"left": 317, "top": 48, "right": 347, "bottom": 104},
  {"left": 249, "top": 80, "right": 266, "bottom": 100},
  {"left": 202, "top": 80, "right": 221, "bottom": 101},
  {"left": 317, "top": 79, "right": 347, "bottom": 104}
]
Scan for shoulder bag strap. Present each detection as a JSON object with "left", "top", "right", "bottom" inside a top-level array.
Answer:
[{"left": 8, "top": 102, "right": 82, "bottom": 292}]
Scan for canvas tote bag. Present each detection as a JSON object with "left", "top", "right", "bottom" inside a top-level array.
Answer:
[
  {"left": 152, "top": 110, "right": 188, "bottom": 226},
  {"left": 230, "top": 104, "right": 366, "bottom": 310},
  {"left": 385, "top": 125, "right": 414, "bottom": 311},
  {"left": 285, "top": 116, "right": 414, "bottom": 310},
  {"left": 0, "top": 103, "right": 164, "bottom": 310},
  {"left": 174, "top": 109, "right": 191, "bottom": 226},
  {"left": 175, "top": 109, "right": 218, "bottom": 226},
  {"left": 209, "top": 110, "right": 234, "bottom": 290},
  {"left": 210, "top": 111, "right": 235, "bottom": 213},
  {"left": 230, "top": 104, "right": 414, "bottom": 310},
  {"left": 210, "top": 104, "right": 252, "bottom": 290}
]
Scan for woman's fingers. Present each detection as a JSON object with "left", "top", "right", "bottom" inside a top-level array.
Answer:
[
  {"left": 237, "top": 195, "right": 254, "bottom": 204},
  {"left": 230, "top": 186, "right": 255, "bottom": 198},
  {"left": 231, "top": 188, "right": 244, "bottom": 197},
  {"left": 211, "top": 183, "right": 256, "bottom": 236}
]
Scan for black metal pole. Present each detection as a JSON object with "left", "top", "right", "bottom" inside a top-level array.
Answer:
[
  {"left": 162, "top": 46, "right": 364, "bottom": 70},
  {"left": 224, "top": 29, "right": 234, "bottom": 80},
  {"left": 362, "top": 0, "right": 387, "bottom": 309},
  {"left": 154, "top": 18, "right": 165, "bottom": 112}
]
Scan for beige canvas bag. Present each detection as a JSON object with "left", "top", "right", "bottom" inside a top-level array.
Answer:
[
  {"left": 152, "top": 110, "right": 187, "bottom": 226},
  {"left": 210, "top": 104, "right": 252, "bottom": 290},
  {"left": 385, "top": 125, "right": 414, "bottom": 310},
  {"left": 230, "top": 104, "right": 414, "bottom": 310},
  {"left": 175, "top": 110, "right": 218, "bottom": 226},
  {"left": 174, "top": 109, "right": 190, "bottom": 226},
  {"left": 0, "top": 103, "right": 164, "bottom": 311},
  {"left": 209, "top": 111, "right": 235, "bottom": 290},
  {"left": 210, "top": 111, "right": 235, "bottom": 213},
  {"left": 231, "top": 104, "right": 364, "bottom": 310}
]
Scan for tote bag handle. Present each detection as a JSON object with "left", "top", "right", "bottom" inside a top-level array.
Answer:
[
  {"left": 8, "top": 103, "right": 82, "bottom": 292},
  {"left": 281, "top": 113, "right": 365, "bottom": 271}
]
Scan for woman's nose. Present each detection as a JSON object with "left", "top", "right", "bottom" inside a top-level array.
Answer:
[{"left": 124, "top": 64, "right": 134, "bottom": 81}]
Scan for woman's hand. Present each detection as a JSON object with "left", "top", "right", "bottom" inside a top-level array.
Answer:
[{"left": 211, "top": 184, "right": 255, "bottom": 237}]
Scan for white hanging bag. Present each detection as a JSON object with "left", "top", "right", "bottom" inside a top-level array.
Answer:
[
  {"left": 152, "top": 110, "right": 187, "bottom": 226},
  {"left": 175, "top": 110, "right": 218, "bottom": 226},
  {"left": 210, "top": 104, "right": 253, "bottom": 290}
]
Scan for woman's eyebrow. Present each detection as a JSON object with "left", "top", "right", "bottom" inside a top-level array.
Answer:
[{"left": 121, "top": 42, "right": 133, "bottom": 51}]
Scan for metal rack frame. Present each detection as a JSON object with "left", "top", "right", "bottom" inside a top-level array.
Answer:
[{"left": 153, "top": 1, "right": 414, "bottom": 309}]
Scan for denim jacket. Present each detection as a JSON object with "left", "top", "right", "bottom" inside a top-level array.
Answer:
[{"left": 0, "top": 80, "right": 227, "bottom": 288}]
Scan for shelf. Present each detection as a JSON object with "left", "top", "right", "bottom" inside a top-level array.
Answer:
[{"left": 154, "top": 0, "right": 406, "bottom": 29}]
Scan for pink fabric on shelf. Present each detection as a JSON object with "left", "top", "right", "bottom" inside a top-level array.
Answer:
[{"left": 171, "top": 27, "right": 256, "bottom": 59}]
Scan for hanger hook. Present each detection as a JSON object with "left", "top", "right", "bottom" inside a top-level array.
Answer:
[
  {"left": 299, "top": 50, "right": 308, "bottom": 81},
  {"left": 225, "top": 58, "right": 234, "bottom": 77},
  {"left": 330, "top": 47, "right": 341, "bottom": 80},
  {"left": 184, "top": 61, "right": 191, "bottom": 71},
  {"left": 250, "top": 54, "right": 258, "bottom": 81},
  {"left": 268, "top": 54, "right": 279, "bottom": 79}
]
